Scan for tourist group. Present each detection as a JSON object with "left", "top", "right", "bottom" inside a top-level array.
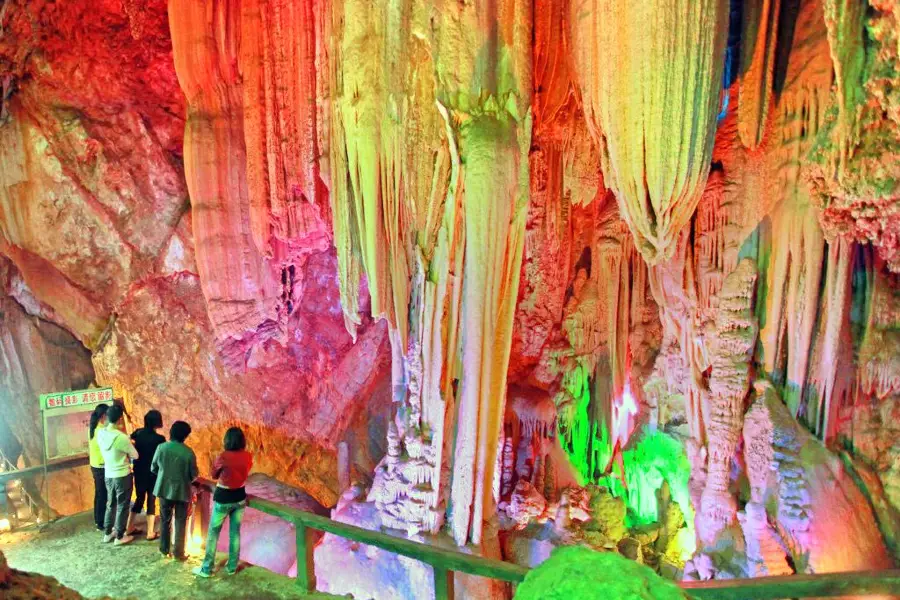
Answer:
[{"left": 88, "top": 402, "right": 253, "bottom": 578}]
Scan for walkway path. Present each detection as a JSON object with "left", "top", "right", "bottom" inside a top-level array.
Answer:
[{"left": 1, "top": 512, "right": 343, "bottom": 599}]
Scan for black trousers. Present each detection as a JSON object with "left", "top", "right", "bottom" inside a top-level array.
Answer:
[
  {"left": 131, "top": 473, "right": 157, "bottom": 515},
  {"left": 159, "top": 498, "right": 188, "bottom": 558},
  {"left": 91, "top": 467, "right": 107, "bottom": 529}
]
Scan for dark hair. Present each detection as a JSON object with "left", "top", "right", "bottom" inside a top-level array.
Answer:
[
  {"left": 107, "top": 403, "right": 124, "bottom": 425},
  {"left": 113, "top": 399, "right": 128, "bottom": 417},
  {"left": 170, "top": 421, "right": 192, "bottom": 443},
  {"left": 89, "top": 404, "right": 109, "bottom": 439},
  {"left": 223, "top": 427, "right": 246, "bottom": 451},
  {"left": 143, "top": 410, "right": 163, "bottom": 430}
]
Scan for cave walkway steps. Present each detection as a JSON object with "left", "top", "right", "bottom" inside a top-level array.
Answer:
[{"left": 191, "top": 478, "right": 900, "bottom": 600}]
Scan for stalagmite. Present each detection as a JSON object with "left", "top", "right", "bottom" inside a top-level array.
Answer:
[
  {"left": 699, "top": 258, "right": 758, "bottom": 543},
  {"left": 745, "top": 381, "right": 893, "bottom": 579},
  {"left": 742, "top": 390, "right": 794, "bottom": 576},
  {"left": 569, "top": 0, "right": 729, "bottom": 264}
]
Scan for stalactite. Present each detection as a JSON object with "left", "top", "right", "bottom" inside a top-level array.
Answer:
[
  {"left": 240, "top": 0, "right": 330, "bottom": 254},
  {"left": 558, "top": 362, "right": 604, "bottom": 483},
  {"left": 758, "top": 0, "right": 833, "bottom": 418},
  {"left": 169, "top": 0, "right": 332, "bottom": 348},
  {"left": 449, "top": 108, "right": 530, "bottom": 546},
  {"left": 810, "top": 237, "right": 854, "bottom": 441},
  {"left": 859, "top": 261, "right": 900, "bottom": 399},
  {"left": 695, "top": 169, "right": 729, "bottom": 311},
  {"left": 822, "top": 0, "right": 867, "bottom": 171},
  {"left": 513, "top": 0, "right": 597, "bottom": 380},
  {"left": 649, "top": 231, "right": 711, "bottom": 445},
  {"left": 807, "top": 2, "right": 900, "bottom": 273},
  {"left": 738, "top": 0, "right": 781, "bottom": 149},
  {"left": 435, "top": 0, "right": 533, "bottom": 547},
  {"left": 569, "top": 0, "right": 729, "bottom": 264},
  {"left": 761, "top": 203, "right": 826, "bottom": 418},
  {"left": 558, "top": 202, "right": 645, "bottom": 476},
  {"left": 168, "top": 0, "right": 280, "bottom": 342}
]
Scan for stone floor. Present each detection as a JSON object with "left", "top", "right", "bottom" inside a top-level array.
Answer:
[{"left": 1, "top": 512, "right": 344, "bottom": 600}]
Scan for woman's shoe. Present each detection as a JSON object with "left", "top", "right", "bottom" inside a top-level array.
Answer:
[
  {"left": 192, "top": 567, "right": 212, "bottom": 578},
  {"left": 124, "top": 512, "right": 143, "bottom": 535}
]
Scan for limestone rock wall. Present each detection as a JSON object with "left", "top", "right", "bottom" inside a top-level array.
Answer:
[
  {"left": 0, "top": 0, "right": 391, "bottom": 506},
  {"left": 0, "top": 258, "right": 95, "bottom": 516}
]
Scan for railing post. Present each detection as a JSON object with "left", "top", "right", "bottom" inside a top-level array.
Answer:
[
  {"left": 433, "top": 567, "right": 455, "bottom": 600},
  {"left": 197, "top": 486, "right": 211, "bottom": 544},
  {"left": 295, "top": 521, "right": 317, "bottom": 593}
]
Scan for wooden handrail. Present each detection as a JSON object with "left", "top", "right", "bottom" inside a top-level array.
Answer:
[
  {"left": 0, "top": 454, "right": 90, "bottom": 485},
  {"left": 192, "top": 477, "right": 527, "bottom": 598},
  {"left": 191, "top": 479, "right": 900, "bottom": 599},
  {"left": 683, "top": 569, "right": 900, "bottom": 599}
]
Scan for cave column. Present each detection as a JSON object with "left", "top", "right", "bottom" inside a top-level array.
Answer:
[
  {"left": 328, "top": 0, "right": 532, "bottom": 547},
  {"left": 448, "top": 109, "right": 530, "bottom": 546}
]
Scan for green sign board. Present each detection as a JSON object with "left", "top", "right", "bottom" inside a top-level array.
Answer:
[
  {"left": 40, "top": 387, "right": 114, "bottom": 411},
  {"left": 40, "top": 387, "right": 115, "bottom": 461}
]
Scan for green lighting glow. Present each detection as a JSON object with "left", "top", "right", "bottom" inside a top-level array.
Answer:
[
  {"left": 558, "top": 364, "right": 612, "bottom": 484},
  {"left": 514, "top": 546, "right": 690, "bottom": 599},
  {"left": 620, "top": 429, "right": 696, "bottom": 560},
  {"left": 558, "top": 364, "right": 696, "bottom": 561}
]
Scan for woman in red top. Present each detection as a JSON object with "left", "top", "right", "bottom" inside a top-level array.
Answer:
[{"left": 193, "top": 427, "right": 253, "bottom": 577}]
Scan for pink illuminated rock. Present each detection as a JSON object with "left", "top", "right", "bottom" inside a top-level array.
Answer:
[{"left": 742, "top": 381, "right": 893, "bottom": 579}]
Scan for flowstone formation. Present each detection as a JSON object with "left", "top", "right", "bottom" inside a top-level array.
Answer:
[
  {"left": 690, "top": 379, "right": 892, "bottom": 580},
  {"left": 2, "top": 0, "right": 900, "bottom": 595}
]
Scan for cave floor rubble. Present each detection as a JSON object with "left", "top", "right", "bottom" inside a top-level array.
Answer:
[{"left": 1, "top": 512, "right": 344, "bottom": 600}]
